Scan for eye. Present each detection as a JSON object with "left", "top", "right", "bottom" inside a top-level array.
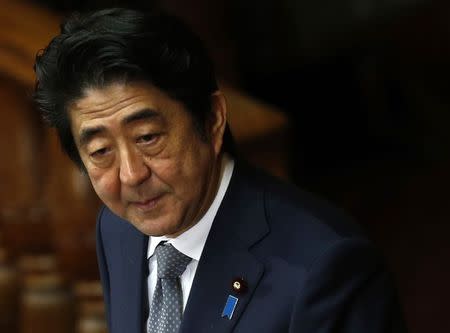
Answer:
[
  {"left": 137, "top": 133, "right": 159, "bottom": 144},
  {"left": 90, "top": 147, "right": 109, "bottom": 158}
]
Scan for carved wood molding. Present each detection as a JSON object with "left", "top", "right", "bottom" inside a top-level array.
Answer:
[{"left": 0, "top": 0, "right": 59, "bottom": 86}]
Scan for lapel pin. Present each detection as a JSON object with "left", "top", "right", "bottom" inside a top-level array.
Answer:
[
  {"left": 221, "top": 295, "right": 238, "bottom": 320},
  {"left": 232, "top": 277, "right": 248, "bottom": 294}
]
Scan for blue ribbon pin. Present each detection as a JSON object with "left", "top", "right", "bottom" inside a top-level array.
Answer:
[{"left": 221, "top": 295, "right": 239, "bottom": 320}]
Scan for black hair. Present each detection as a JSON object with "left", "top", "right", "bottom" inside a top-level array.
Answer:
[{"left": 34, "top": 8, "right": 235, "bottom": 168}]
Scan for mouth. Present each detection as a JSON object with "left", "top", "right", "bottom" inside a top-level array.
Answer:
[{"left": 131, "top": 194, "right": 164, "bottom": 212}]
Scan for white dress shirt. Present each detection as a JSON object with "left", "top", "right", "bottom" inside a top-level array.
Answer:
[{"left": 146, "top": 154, "right": 234, "bottom": 329}]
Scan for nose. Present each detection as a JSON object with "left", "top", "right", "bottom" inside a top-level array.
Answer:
[{"left": 119, "top": 147, "right": 150, "bottom": 186}]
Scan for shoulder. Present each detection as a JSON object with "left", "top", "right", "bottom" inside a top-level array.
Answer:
[
  {"left": 238, "top": 163, "right": 365, "bottom": 238},
  {"left": 97, "top": 204, "right": 138, "bottom": 231},
  {"left": 96, "top": 205, "right": 140, "bottom": 247},
  {"left": 235, "top": 163, "right": 373, "bottom": 267},
  {"left": 232, "top": 165, "right": 405, "bottom": 332}
]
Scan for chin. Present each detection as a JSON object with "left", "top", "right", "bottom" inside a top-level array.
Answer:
[{"left": 129, "top": 216, "right": 179, "bottom": 237}]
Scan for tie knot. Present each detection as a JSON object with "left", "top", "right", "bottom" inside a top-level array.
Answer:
[{"left": 154, "top": 243, "right": 191, "bottom": 279}]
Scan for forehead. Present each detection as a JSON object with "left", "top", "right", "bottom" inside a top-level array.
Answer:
[
  {"left": 70, "top": 82, "right": 176, "bottom": 121},
  {"left": 68, "top": 82, "right": 189, "bottom": 140}
]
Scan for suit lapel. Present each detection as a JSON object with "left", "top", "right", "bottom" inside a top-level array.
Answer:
[
  {"left": 118, "top": 222, "right": 149, "bottom": 332},
  {"left": 180, "top": 165, "right": 269, "bottom": 333}
]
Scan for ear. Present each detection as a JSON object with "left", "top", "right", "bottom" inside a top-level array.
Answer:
[{"left": 209, "top": 91, "right": 227, "bottom": 156}]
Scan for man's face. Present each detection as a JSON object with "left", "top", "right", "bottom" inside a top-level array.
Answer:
[{"left": 69, "top": 82, "right": 226, "bottom": 237}]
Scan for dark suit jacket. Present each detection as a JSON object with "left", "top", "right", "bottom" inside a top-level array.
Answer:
[{"left": 96, "top": 163, "right": 407, "bottom": 332}]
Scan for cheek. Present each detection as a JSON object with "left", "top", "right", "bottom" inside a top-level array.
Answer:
[
  {"left": 177, "top": 147, "right": 212, "bottom": 195},
  {"left": 149, "top": 151, "right": 203, "bottom": 199},
  {"left": 88, "top": 168, "right": 120, "bottom": 202}
]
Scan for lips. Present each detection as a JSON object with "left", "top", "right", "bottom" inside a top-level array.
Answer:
[{"left": 131, "top": 194, "right": 163, "bottom": 211}]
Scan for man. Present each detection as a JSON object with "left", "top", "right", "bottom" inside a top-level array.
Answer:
[{"left": 34, "top": 8, "right": 407, "bottom": 333}]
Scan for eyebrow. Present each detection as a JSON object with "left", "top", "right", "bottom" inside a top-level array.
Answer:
[
  {"left": 122, "top": 108, "right": 160, "bottom": 125},
  {"left": 78, "top": 126, "right": 105, "bottom": 147},
  {"left": 78, "top": 108, "right": 160, "bottom": 147}
]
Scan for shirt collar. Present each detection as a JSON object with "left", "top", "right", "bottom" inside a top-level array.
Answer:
[{"left": 147, "top": 154, "right": 234, "bottom": 261}]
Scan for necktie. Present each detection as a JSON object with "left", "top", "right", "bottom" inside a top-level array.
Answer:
[{"left": 148, "top": 243, "right": 192, "bottom": 333}]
